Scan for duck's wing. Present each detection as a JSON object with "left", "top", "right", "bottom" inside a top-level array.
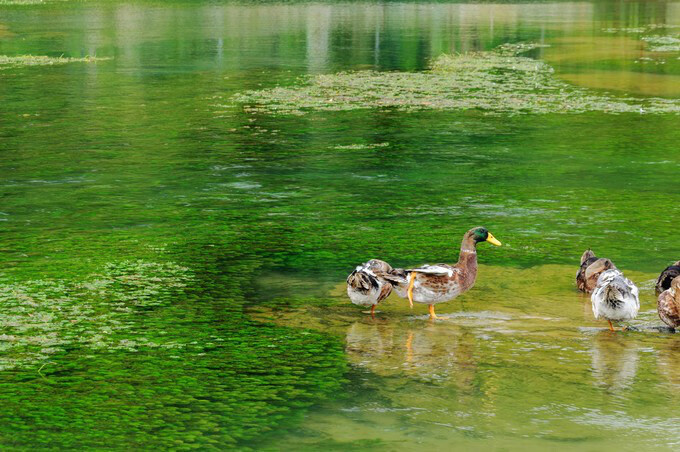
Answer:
[
  {"left": 364, "top": 259, "right": 393, "bottom": 274},
  {"left": 622, "top": 276, "right": 640, "bottom": 301},
  {"left": 658, "top": 287, "right": 680, "bottom": 327},
  {"left": 406, "top": 264, "right": 458, "bottom": 277},
  {"left": 377, "top": 281, "right": 393, "bottom": 302}
]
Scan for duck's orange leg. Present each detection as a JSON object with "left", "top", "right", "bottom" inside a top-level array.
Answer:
[
  {"left": 428, "top": 304, "right": 437, "bottom": 319},
  {"left": 608, "top": 320, "right": 615, "bottom": 332},
  {"left": 407, "top": 272, "right": 417, "bottom": 309},
  {"left": 370, "top": 305, "right": 376, "bottom": 318}
]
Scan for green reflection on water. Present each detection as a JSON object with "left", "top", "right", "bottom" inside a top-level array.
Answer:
[{"left": 0, "top": 0, "right": 679, "bottom": 449}]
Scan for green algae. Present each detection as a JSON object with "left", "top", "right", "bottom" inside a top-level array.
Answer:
[
  {"left": 0, "top": 0, "right": 49, "bottom": 4},
  {"left": 0, "top": 55, "right": 110, "bottom": 69},
  {"left": 0, "top": 260, "right": 194, "bottom": 371},
  {"left": 602, "top": 24, "right": 680, "bottom": 52},
  {"left": 230, "top": 43, "right": 680, "bottom": 116},
  {"left": 0, "top": 250, "right": 348, "bottom": 449},
  {"left": 332, "top": 142, "right": 390, "bottom": 150}
]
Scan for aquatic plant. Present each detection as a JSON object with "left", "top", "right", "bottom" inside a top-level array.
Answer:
[
  {"left": 0, "top": 260, "right": 194, "bottom": 370},
  {"left": 0, "top": 253, "right": 347, "bottom": 449},
  {"left": 229, "top": 43, "right": 680, "bottom": 116},
  {"left": 602, "top": 25, "right": 680, "bottom": 52},
  {"left": 0, "top": 55, "right": 110, "bottom": 69},
  {"left": 641, "top": 36, "right": 680, "bottom": 52}
]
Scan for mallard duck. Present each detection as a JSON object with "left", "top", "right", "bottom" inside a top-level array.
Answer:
[
  {"left": 576, "top": 249, "right": 617, "bottom": 293},
  {"left": 347, "top": 259, "right": 393, "bottom": 316},
  {"left": 656, "top": 261, "right": 680, "bottom": 293},
  {"left": 384, "top": 227, "right": 501, "bottom": 319},
  {"left": 657, "top": 275, "right": 680, "bottom": 329},
  {"left": 591, "top": 269, "right": 639, "bottom": 331}
]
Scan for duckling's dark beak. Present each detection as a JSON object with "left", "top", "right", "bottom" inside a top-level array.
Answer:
[{"left": 486, "top": 233, "right": 502, "bottom": 246}]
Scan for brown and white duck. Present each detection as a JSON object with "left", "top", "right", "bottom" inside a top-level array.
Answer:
[
  {"left": 346, "top": 259, "right": 393, "bottom": 317},
  {"left": 384, "top": 227, "right": 501, "bottom": 319},
  {"left": 591, "top": 269, "right": 639, "bottom": 332},
  {"left": 658, "top": 275, "right": 680, "bottom": 329},
  {"left": 576, "top": 249, "right": 617, "bottom": 293},
  {"left": 656, "top": 261, "right": 680, "bottom": 293}
]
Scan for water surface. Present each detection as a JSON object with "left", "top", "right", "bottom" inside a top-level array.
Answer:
[{"left": 0, "top": 0, "right": 679, "bottom": 449}]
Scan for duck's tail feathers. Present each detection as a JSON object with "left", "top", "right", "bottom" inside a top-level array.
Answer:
[
  {"left": 380, "top": 268, "right": 410, "bottom": 287},
  {"left": 603, "top": 276, "right": 637, "bottom": 305}
]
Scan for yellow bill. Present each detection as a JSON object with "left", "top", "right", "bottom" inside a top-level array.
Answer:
[{"left": 486, "top": 233, "right": 502, "bottom": 246}]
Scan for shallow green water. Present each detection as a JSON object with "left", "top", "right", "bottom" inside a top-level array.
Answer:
[{"left": 0, "top": 0, "right": 679, "bottom": 450}]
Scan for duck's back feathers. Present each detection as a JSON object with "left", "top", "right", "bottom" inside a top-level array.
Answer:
[
  {"left": 656, "top": 261, "right": 680, "bottom": 293},
  {"left": 591, "top": 269, "right": 639, "bottom": 322},
  {"left": 658, "top": 276, "right": 680, "bottom": 328}
]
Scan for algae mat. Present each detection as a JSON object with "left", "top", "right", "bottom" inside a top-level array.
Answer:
[{"left": 229, "top": 43, "right": 680, "bottom": 116}]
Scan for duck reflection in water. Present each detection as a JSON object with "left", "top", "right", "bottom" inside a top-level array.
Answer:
[
  {"left": 657, "top": 335, "right": 680, "bottom": 392},
  {"left": 589, "top": 332, "right": 640, "bottom": 393},
  {"left": 344, "top": 321, "right": 479, "bottom": 391}
]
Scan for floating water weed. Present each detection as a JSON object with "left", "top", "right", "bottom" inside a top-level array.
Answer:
[
  {"left": 602, "top": 25, "right": 680, "bottom": 52},
  {"left": 0, "top": 55, "right": 111, "bottom": 69},
  {"left": 229, "top": 43, "right": 680, "bottom": 116},
  {"left": 641, "top": 36, "right": 680, "bottom": 52}
]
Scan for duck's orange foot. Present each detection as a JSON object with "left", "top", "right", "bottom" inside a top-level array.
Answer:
[{"left": 428, "top": 304, "right": 437, "bottom": 319}]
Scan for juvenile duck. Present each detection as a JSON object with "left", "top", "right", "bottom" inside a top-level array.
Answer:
[
  {"left": 656, "top": 261, "right": 680, "bottom": 293},
  {"left": 347, "top": 259, "right": 393, "bottom": 316},
  {"left": 576, "top": 249, "right": 617, "bottom": 293},
  {"left": 657, "top": 275, "right": 680, "bottom": 329},
  {"left": 591, "top": 269, "right": 639, "bottom": 332},
  {"left": 384, "top": 227, "right": 501, "bottom": 319}
]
